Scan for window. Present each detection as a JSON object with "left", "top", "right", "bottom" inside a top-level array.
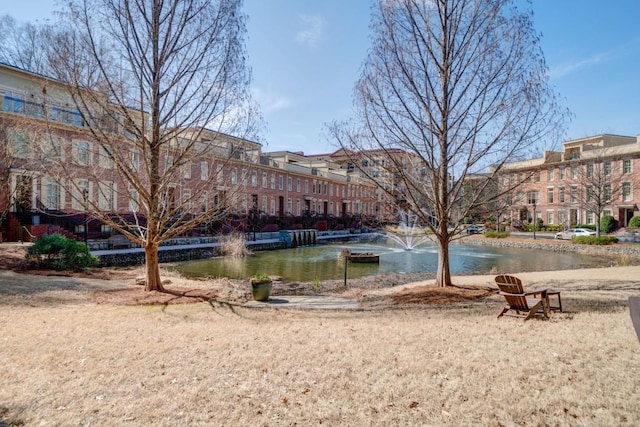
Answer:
[
  {"left": 279, "top": 176, "right": 284, "bottom": 190},
  {"left": 559, "top": 166, "right": 565, "bottom": 180},
  {"left": 586, "top": 185, "right": 593, "bottom": 202},
  {"left": 622, "top": 182, "right": 632, "bottom": 202},
  {"left": 212, "top": 164, "right": 221, "bottom": 183},
  {"left": 586, "top": 162, "right": 593, "bottom": 178},
  {"left": 251, "top": 170, "right": 258, "bottom": 187},
  {"left": 129, "top": 188, "right": 139, "bottom": 212},
  {"left": 40, "top": 135, "right": 62, "bottom": 161},
  {"left": 164, "top": 155, "right": 173, "bottom": 173},
  {"left": 8, "top": 130, "right": 29, "bottom": 158},
  {"left": 183, "top": 162, "right": 192, "bottom": 179},
  {"left": 534, "top": 170, "right": 540, "bottom": 182},
  {"left": 297, "top": 178, "right": 301, "bottom": 192},
  {"left": 98, "top": 181, "right": 116, "bottom": 211},
  {"left": 74, "top": 140, "right": 91, "bottom": 166},
  {"left": 586, "top": 212, "right": 594, "bottom": 224},
  {"left": 623, "top": 159, "right": 632, "bottom": 174},
  {"left": 547, "top": 187, "right": 554, "bottom": 204},
  {"left": 604, "top": 160, "right": 612, "bottom": 176},
  {"left": 99, "top": 145, "right": 114, "bottom": 169},
  {"left": 527, "top": 191, "right": 539, "bottom": 205},
  {"left": 262, "top": 172, "right": 267, "bottom": 188},
  {"left": 559, "top": 187, "right": 565, "bottom": 203},
  {"left": 200, "top": 161, "right": 208, "bottom": 181},
  {"left": 270, "top": 175, "right": 275, "bottom": 189},
  {"left": 604, "top": 184, "right": 611, "bottom": 202},
  {"left": 200, "top": 191, "right": 209, "bottom": 212},
  {"left": 571, "top": 163, "right": 577, "bottom": 179},
  {"left": 231, "top": 168, "right": 238, "bottom": 185},
  {"left": 72, "top": 179, "right": 90, "bottom": 211},
  {"left": 2, "top": 91, "right": 25, "bottom": 113},
  {"left": 305, "top": 180, "right": 309, "bottom": 193},
  {"left": 44, "top": 177, "right": 61, "bottom": 210},
  {"left": 131, "top": 150, "right": 140, "bottom": 172},
  {"left": 570, "top": 186, "right": 577, "bottom": 203},
  {"left": 547, "top": 211, "right": 554, "bottom": 225},
  {"left": 287, "top": 177, "right": 292, "bottom": 191},
  {"left": 558, "top": 211, "right": 566, "bottom": 226},
  {"left": 182, "top": 189, "right": 192, "bottom": 211}
]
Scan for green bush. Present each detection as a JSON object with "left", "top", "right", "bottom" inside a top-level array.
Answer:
[
  {"left": 27, "top": 234, "right": 99, "bottom": 271},
  {"left": 572, "top": 235, "right": 618, "bottom": 245},
  {"left": 484, "top": 231, "right": 510, "bottom": 239},
  {"left": 600, "top": 215, "right": 617, "bottom": 233},
  {"left": 628, "top": 216, "right": 640, "bottom": 228},
  {"left": 543, "top": 224, "right": 563, "bottom": 232}
]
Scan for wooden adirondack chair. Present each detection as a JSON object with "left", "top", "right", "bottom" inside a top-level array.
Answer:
[{"left": 495, "top": 274, "right": 550, "bottom": 320}]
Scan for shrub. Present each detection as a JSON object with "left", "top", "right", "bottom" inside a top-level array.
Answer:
[
  {"left": 26, "top": 234, "right": 98, "bottom": 270},
  {"left": 544, "top": 224, "right": 563, "bottom": 232},
  {"left": 600, "top": 215, "right": 617, "bottom": 233},
  {"left": 572, "top": 235, "right": 618, "bottom": 245},
  {"left": 484, "top": 230, "right": 510, "bottom": 239},
  {"left": 628, "top": 216, "right": 640, "bottom": 228}
]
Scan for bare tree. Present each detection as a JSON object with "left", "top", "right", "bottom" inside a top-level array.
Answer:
[
  {"left": 577, "top": 154, "right": 635, "bottom": 236},
  {"left": 36, "top": 0, "right": 260, "bottom": 291},
  {"left": 0, "top": 15, "right": 52, "bottom": 73},
  {"left": 329, "top": 0, "right": 565, "bottom": 286}
]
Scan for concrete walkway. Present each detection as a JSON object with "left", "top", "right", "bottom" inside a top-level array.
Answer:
[{"left": 244, "top": 295, "right": 359, "bottom": 310}]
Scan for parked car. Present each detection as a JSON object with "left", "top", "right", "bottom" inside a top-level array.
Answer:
[
  {"left": 466, "top": 225, "right": 486, "bottom": 235},
  {"left": 555, "top": 228, "right": 597, "bottom": 240}
]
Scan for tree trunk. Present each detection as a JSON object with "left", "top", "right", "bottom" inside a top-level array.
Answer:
[
  {"left": 435, "top": 237, "right": 452, "bottom": 287},
  {"left": 144, "top": 242, "right": 163, "bottom": 292}
]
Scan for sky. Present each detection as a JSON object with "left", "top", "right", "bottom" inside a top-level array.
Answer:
[{"left": 3, "top": 0, "right": 640, "bottom": 156}]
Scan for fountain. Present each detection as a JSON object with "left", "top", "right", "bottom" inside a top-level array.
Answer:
[{"left": 384, "top": 211, "right": 433, "bottom": 250}]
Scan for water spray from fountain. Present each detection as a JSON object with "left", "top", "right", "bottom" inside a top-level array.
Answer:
[{"left": 384, "top": 210, "right": 433, "bottom": 250}]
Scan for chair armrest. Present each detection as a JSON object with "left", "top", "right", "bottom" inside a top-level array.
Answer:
[
  {"left": 498, "top": 291, "right": 525, "bottom": 297},
  {"left": 524, "top": 289, "right": 548, "bottom": 298}
]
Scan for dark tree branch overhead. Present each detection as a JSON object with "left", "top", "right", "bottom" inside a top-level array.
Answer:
[{"left": 328, "top": 0, "right": 567, "bottom": 286}]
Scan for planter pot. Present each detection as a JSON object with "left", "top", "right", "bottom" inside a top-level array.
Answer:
[{"left": 251, "top": 280, "right": 272, "bottom": 301}]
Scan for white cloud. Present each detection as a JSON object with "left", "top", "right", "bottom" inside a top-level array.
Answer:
[
  {"left": 295, "top": 14, "right": 325, "bottom": 47},
  {"left": 252, "top": 88, "right": 293, "bottom": 112},
  {"left": 550, "top": 52, "right": 610, "bottom": 79}
]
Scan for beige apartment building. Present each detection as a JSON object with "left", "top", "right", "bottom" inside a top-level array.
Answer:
[{"left": 498, "top": 134, "right": 639, "bottom": 229}]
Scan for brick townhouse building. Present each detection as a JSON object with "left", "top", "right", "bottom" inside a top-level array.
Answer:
[
  {"left": 0, "top": 62, "right": 380, "bottom": 242},
  {"left": 497, "top": 134, "right": 639, "bottom": 230}
]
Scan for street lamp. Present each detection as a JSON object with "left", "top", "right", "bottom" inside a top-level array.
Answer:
[{"left": 82, "top": 188, "right": 89, "bottom": 244}]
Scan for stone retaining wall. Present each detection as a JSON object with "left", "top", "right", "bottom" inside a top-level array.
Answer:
[{"left": 460, "top": 237, "right": 640, "bottom": 257}]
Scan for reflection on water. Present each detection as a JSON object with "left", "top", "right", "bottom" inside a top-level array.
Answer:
[{"left": 174, "top": 239, "right": 613, "bottom": 282}]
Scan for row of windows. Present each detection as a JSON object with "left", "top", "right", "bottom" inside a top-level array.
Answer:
[
  {"left": 503, "top": 159, "right": 634, "bottom": 187},
  {"left": 2, "top": 91, "right": 85, "bottom": 127},
  {"left": 513, "top": 183, "right": 634, "bottom": 205}
]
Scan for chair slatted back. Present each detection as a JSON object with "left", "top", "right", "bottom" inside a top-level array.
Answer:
[{"left": 495, "top": 275, "right": 529, "bottom": 311}]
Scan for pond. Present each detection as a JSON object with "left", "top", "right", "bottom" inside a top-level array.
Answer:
[{"left": 173, "top": 238, "right": 614, "bottom": 282}]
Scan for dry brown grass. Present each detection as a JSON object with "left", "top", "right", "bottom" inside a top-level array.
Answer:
[{"left": 1, "top": 267, "right": 640, "bottom": 425}]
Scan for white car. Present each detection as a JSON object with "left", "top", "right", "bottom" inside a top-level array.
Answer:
[{"left": 555, "top": 228, "right": 597, "bottom": 240}]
